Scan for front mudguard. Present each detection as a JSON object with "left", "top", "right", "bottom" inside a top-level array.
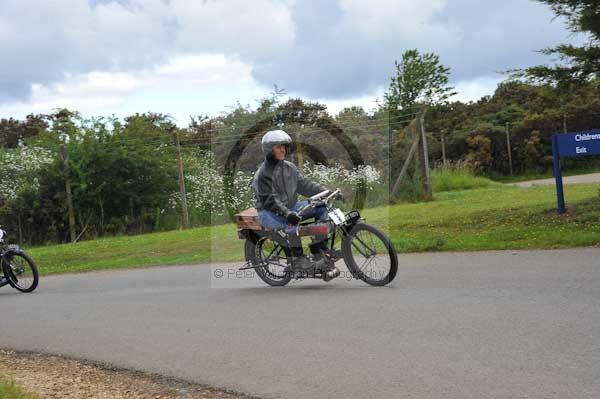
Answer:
[
  {"left": 4, "top": 245, "right": 24, "bottom": 255},
  {"left": 339, "top": 218, "right": 364, "bottom": 239},
  {"left": 1, "top": 245, "right": 23, "bottom": 270}
]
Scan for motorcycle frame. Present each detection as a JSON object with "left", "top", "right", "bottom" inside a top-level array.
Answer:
[{"left": 239, "top": 202, "right": 362, "bottom": 271}]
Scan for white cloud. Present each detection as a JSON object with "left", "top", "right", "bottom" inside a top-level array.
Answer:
[
  {"left": 0, "top": 0, "right": 579, "bottom": 119},
  {"left": 0, "top": 54, "right": 265, "bottom": 125},
  {"left": 317, "top": 90, "right": 385, "bottom": 116},
  {"left": 0, "top": 0, "right": 295, "bottom": 102},
  {"left": 452, "top": 76, "right": 504, "bottom": 103},
  {"left": 338, "top": 0, "right": 451, "bottom": 40},
  {"left": 172, "top": 0, "right": 295, "bottom": 58}
]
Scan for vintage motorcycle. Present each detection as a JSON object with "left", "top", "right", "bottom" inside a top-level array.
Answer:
[
  {"left": 0, "top": 228, "right": 39, "bottom": 293},
  {"left": 237, "top": 189, "right": 398, "bottom": 287}
]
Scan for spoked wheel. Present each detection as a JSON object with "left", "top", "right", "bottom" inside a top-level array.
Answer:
[
  {"left": 342, "top": 223, "right": 398, "bottom": 286},
  {"left": 3, "top": 251, "right": 39, "bottom": 293},
  {"left": 245, "top": 236, "right": 292, "bottom": 287}
]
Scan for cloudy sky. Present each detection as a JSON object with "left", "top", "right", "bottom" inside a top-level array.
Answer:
[{"left": 0, "top": 0, "right": 577, "bottom": 125}]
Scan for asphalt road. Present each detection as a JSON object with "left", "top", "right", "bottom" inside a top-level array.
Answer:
[
  {"left": 511, "top": 172, "right": 600, "bottom": 187},
  {"left": 1, "top": 249, "right": 600, "bottom": 398}
]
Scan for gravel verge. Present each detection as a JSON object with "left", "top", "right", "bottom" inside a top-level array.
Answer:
[{"left": 0, "top": 350, "right": 258, "bottom": 399}]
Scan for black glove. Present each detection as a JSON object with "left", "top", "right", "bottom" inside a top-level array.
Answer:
[
  {"left": 333, "top": 191, "right": 344, "bottom": 202},
  {"left": 286, "top": 211, "right": 301, "bottom": 225}
]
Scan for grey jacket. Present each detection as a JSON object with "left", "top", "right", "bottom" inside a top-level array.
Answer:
[{"left": 252, "top": 158, "right": 327, "bottom": 217}]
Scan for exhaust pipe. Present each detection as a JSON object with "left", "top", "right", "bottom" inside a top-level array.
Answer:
[{"left": 322, "top": 267, "right": 340, "bottom": 282}]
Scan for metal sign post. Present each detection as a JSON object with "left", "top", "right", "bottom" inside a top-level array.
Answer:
[
  {"left": 552, "top": 129, "right": 600, "bottom": 214},
  {"left": 551, "top": 135, "right": 566, "bottom": 214}
]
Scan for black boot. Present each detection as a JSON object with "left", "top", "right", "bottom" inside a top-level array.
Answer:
[
  {"left": 308, "top": 241, "right": 325, "bottom": 269},
  {"left": 309, "top": 234, "right": 329, "bottom": 257},
  {"left": 315, "top": 235, "right": 342, "bottom": 261},
  {"left": 288, "top": 236, "right": 314, "bottom": 272},
  {"left": 310, "top": 236, "right": 339, "bottom": 281}
]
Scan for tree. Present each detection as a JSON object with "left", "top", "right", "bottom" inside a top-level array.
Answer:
[
  {"left": 383, "top": 49, "right": 456, "bottom": 117},
  {"left": 383, "top": 50, "right": 455, "bottom": 201},
  {"left": 0, "top": 114, "right": 49, "bottom": 148},
  {"left": 525, "top": 1, "right": 600, "bottom": 84}
]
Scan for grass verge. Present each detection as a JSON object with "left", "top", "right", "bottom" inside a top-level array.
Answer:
[
  {"left": 27, "top": 183, "right": 600, "bottom": 276},
  {"left": 0, "top": 377, "right": 37, "bottom": 399},
  {"left": 369, "top": 184, "right": 600, "bottom": 252},
  {"left": 431, "top": 168, "right": 498, "bottom": 192}
]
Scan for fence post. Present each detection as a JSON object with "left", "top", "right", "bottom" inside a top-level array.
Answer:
[
  {"left": 416, "top": 108, "right": 432, "bottom": 200},
  {"left": 391, "top": 119, "right": 419, "bottom": 197},
  {"left": 174, "top": 131, "right": 190, "bottom": 229},
  {"left": 441, "top": 130, "right": 447, "bottom": 168},
  {"left": 60, "top": 142, "right": 77, "bottom": 242}
]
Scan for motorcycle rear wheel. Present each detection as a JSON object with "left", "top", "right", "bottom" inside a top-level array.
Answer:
[{"left": 245, "top": 236, "right": 292, "bottom": 287}]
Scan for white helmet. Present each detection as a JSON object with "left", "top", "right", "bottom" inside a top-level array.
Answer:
[{"left": 261, "top": 130, "right": 292, "bottom": 156}]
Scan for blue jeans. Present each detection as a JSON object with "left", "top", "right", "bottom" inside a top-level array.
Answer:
[{"left": 258, "top": 200, "right": 327, "bottom": 230}]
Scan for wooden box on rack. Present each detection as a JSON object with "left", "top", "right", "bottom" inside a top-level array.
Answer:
[{"left": 234, "top": 207, "right": 262, "bottom": 231}]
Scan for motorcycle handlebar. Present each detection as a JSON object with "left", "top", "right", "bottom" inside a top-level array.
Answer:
[
  {"left": 325, "top": 189, "right": 341, "bottom": 202},
  {"left": 296, "top": 188, "right": 341, "bottom": 217},
  {"left": 309, "top": 189, "right": 330, "bottom": 201}
]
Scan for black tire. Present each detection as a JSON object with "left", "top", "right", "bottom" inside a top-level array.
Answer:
[
  {"left": 245, "top": 236, "right": 292, "bottom": 287},
  {"left": 342, "top": 223, "right": 398, "bottom": 286},
  {"left": 3, "top": 251, "right": 39, "bottom": 293}
]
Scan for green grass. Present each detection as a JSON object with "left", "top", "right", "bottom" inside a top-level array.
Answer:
[
  {"left": 29, "top": 223, "right": 243, "bottom": 275},
  {"left": 27, "top": 183, "right": 600, "bottom": 276},
  {"left": 431, "top": 168, "right": 498, "bottom": 192},
  {"left": 365, "top": 184, "right": 600, "bottom": 252},
  {"left": 0, "top": 378, "right": 37, "bottom": 399}
]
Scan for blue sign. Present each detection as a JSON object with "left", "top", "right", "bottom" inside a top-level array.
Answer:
[
  {"left": 552, "top": 129, "right": 600, "bottom": 214},
  {"left": 555, "top": 129, "right": 600, "bottom": 157}
]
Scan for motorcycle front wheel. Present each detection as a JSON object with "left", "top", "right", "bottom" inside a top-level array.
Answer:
[
  {"left": 2, "top": 251, "right": 39, "bottom": 293},
  {"left": 342, "top": 223, "right": 398, "bottom": 286}
]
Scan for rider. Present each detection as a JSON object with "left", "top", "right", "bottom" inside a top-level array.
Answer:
[{"left": 251, "top": 130, "right": 337, "bottom": 274}]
